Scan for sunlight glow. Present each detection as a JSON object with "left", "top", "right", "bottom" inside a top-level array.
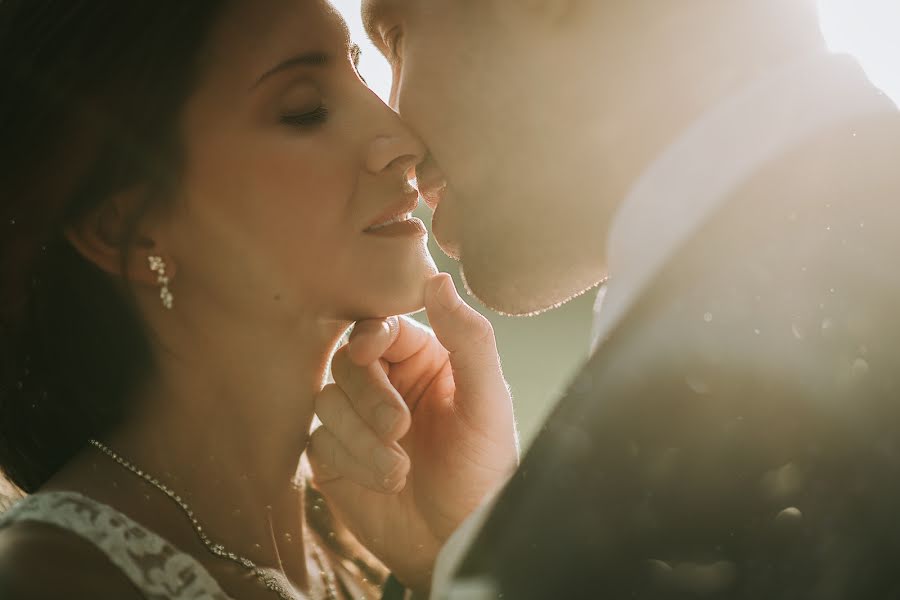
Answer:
[
  {"left": 332, "top": 0, "right": 900, "bottom": 109},
  {"left": 818, "top": 0, "right": 900, "bottom": 107},
  {"left": 331, "top": 0, "right": 393, "bottom": 102}
]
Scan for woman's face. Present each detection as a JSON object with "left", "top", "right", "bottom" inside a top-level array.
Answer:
[{"left": 163, "top": 0, "right": 435, "bottom": 325}]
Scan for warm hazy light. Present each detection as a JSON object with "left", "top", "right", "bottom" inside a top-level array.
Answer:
[
  {"left": 334, "top": 0, "right": 900, "bottom": 108},
  {"left": 331, "top": 0, "right": 393, "bottom": 101},
  {"left": 818, "top": 0, "right": 900, "bottom": 107}
]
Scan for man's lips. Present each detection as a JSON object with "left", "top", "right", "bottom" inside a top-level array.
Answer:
[
  {"left": 364, "top": 193, "right": 421, "bottom": 232},
  {"left": 416, "top": 173, "right": 448, "bottom": 211}
]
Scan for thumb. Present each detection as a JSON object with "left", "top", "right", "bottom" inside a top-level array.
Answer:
[{"left": 424, "top": 274, "right": 509, "bottom": 415}]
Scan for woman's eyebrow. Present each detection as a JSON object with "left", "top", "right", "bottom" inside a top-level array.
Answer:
[{"left": 251, "top": 52, "right": 330, "bottom": 90}]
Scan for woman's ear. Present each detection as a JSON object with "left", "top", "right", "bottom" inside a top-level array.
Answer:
[{"left": 63, "top": 188, "right": 170, "bottom": 287}]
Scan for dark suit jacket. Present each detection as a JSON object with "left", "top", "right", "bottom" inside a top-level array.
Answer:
[{"left": 453, "top": 112, "right": 900, "bottom": 599}]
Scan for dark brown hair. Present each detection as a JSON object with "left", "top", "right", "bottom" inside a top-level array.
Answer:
[{"left": 0, "top": 1, "right": 230, "bottom": 493}]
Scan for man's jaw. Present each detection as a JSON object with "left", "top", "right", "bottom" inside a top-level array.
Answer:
[
  {"left": 429, "top": 195, "right": 462, "bottom": 261},
  {"left": 457, "top": 233, "right": 609, "bottom": 317}
]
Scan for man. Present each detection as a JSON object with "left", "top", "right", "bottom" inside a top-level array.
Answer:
[{"left": 309, "top": 0, "right": 900, "bottom": 597}]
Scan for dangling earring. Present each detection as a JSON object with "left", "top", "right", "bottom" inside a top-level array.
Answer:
[{"left": 148, "top": 255, "right": 174, "bottom": 310}]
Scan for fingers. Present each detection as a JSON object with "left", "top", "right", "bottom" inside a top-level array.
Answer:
[
  {"left": 346, "top": 318, "right": 398, "bottom": 366},
  {"left": 424, "top": 274, "right": 511, "bottom": 423},
  {"left": 348, "top": 316, "right": 436, "bottom": 366},
  {"left": 310, "top": 386, "right": 410, "bottom": 492},
  {"left": 308, "top": 426, "right": 408, "bottom": 493},
  {"left": 331, "top": 347, "right": 411, "bottom": 441}
]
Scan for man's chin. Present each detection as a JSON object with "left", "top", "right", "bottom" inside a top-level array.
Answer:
[
  {"left": 458, "top": 261, "right": 597, "bottom": 317},
  {"left": 436, "top": 212, "right": 606, "bottom": 315},
  {"left": 431, "top": 211, "right": 461, "bottom": 261}
]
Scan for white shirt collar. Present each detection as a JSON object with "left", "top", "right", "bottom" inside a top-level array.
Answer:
[{"left": 591, "top": 51, "right": 898, "bottom": 351}]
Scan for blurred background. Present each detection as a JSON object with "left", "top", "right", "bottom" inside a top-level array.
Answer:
[{"left": 331, "top": 0, "right": 900, "bottom": 444}]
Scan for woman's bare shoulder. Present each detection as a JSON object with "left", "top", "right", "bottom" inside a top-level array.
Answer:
[{"left": 0, "top": 520, "right": 143, "bottom": 599}]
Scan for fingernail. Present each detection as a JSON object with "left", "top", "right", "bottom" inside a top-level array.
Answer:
[
  {"left": 374, "top": 446, "right": 400, "bottom": 476},
  {"left": 375, "top": 404, "right": 400, "bottom": 437},
  {"left": 436, "top": 276, "right": 460, "bottom": 311}
]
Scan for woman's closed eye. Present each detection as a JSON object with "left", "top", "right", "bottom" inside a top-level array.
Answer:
[{"left": 280, "top": 105, "right": 330, "bottom": 128}]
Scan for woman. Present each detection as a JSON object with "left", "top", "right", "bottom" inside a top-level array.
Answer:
[{"left": 0, "top": 1, "right": 516, "bottom": 598}]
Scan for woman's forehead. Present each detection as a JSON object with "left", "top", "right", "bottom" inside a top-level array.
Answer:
[{"left": 201, "top": 0, "right": 352, "bottom": 90}]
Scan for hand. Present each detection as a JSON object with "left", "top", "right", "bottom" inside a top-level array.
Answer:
[{"left": 308, "top": 273, "right": 519, "bottom": 593}]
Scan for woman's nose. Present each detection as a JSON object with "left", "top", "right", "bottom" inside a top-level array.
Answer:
[{"left": 365, "top": 131, "right": 426, "bottom": 176}]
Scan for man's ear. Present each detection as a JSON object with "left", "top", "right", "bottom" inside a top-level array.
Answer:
[
  {"left": 491, "top": 0, "right": 576, "bottom": 28},
  {"left": 63, "top": 188, "right": 169, "bottom": 287}
]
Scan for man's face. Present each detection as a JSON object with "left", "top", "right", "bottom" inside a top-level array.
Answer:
[{"left": 363, "top": 0, "right": 612, "bottom": 315}]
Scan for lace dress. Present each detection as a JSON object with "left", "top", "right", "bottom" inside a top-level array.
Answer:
[{"left": 0, "top": 490, "right": 233, "bottom": 599}]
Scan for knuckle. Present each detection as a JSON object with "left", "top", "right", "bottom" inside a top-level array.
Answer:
[
  {"left": 314, "top": 384, "right": 341, "bottom": 413},
  {"left": 316, "top": 386, "right": 353, "bottom": 434},
  {"left": 378, "top": 358, "right": 391, "bottom": 376},
  {"left": 373, "top": 385, "right": 402, "bottom": 413},
  {"left": 317, "top": 382, "right": 340, "bottom": 401},
  {"left": 363, "top": 439, "right": 384, "bottom": 461},
  {"left": 469, "top": 312, "right": 497, "bottom": 346},
  {"left": 308, "top": 427, "right": 328, "bottom": 460},
  {"left": 330, "top": 347, "right": 351, "bottom": 382},
  {"left": 361, "top": 367, "right": 394, "bottom": 403}
]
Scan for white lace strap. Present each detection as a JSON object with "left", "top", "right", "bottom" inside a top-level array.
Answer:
[{"left": 0, "top": 490, "right": 233, "bottom": 600}]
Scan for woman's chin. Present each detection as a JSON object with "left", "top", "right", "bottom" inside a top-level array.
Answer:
[
  {"left": 387, "top": 265, "right": 436, "bottom": 316},
  {"left": 348, "top": 262, "right": 436, "bottom": 320},
  {"left": 350, "top": 294, "right": 425, "bottom": 322}
]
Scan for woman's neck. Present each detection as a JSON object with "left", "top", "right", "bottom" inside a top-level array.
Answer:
[{"left": 98, "top": 310, "right": 352, "bottom": 588}]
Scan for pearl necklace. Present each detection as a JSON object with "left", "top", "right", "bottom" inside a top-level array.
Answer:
[{"left": 88, "top": 439, "right": 338, "bottom": 600}]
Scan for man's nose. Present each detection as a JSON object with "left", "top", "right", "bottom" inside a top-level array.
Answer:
[
  {"left": 365, "top": 134, "right": 426, "bottom": 175},
  {"left": 415, "top": 153, "right": 449, "bottom": 208}
]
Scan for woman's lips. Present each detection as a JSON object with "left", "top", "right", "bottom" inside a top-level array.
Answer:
[
  {"left": 365, "top": 194, "right": 420, "bottom": 232},
  {"left": 364, "top": 195, "right": 427, "bottom": 237},
  {"left": 365, "top": 216, "right": 427, "bottom": 237}
]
